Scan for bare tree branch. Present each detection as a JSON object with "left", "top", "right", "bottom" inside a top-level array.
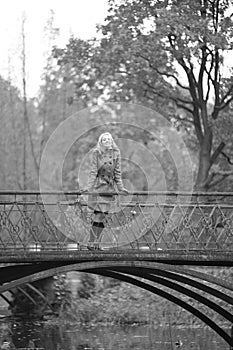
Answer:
[
  {"left": 174, "top": 102, "right": 194, "bottom": 114},
  {"left": 218, "top": 94, "right": 233, "bottom": 112},
  {"left": 177, "top": 57, "right": 201, "bottom": 107},
  {"left": 21, "top": 14, "right": 27, "bottom": 190},
  {"left": 8, "top": 61, "right": 22, "bottom": 189},
  {"left": 219, "top": 84, "right": 233, "bottom": 105},
  {"left": 221, "top": 150, "right": 233, "bottom": 165},
  {"left": 201, "top": 169, "right": 233, "bottom": 189},
  {"left": 172, "top": 114, "right": 194, "bottom": 124},
  {"left": 211, "top": 51, "right": 220, "bottom": 120},
  {"left": 143, "top": 81, "right": 193, "bottom": 108},
  {"left": 21, "top": 15, "right": 39, "bottom": 179},
  {"left": 210, "top": 141, "right": 225, "bottom": 165},
  {"left": 198, "top": 45, "right": 208, "bottom": 102},
  {"left": 204, "top": 50, "right": 215, "bottom": 102},
  {"left": 208, "top": 173, "right": 230, "bottom": 188},
  {"left": 137, "top": 53, "right": 190, "bottom": 90}
]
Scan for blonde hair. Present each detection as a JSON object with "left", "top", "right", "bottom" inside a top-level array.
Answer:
[{"left": 96, "top": 132, "right": 119, "bottom": 153}]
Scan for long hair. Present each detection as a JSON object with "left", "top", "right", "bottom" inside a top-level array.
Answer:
[{"left": 96, "top": 132, "right": 119, "bottom": 154}]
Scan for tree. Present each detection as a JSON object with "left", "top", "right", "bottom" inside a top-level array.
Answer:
[
  {"left": 37, "top": 10, "right": 60, "bottom": 164},
  {"left": 54, "top": 0, "right": 233, "bottom": 191},
  {"left": 51, "top": 40, "right": 192, "bottom": 192},
  {"left": 100, "top": 0, "right": 233, "bottom": 190},
  {"left": 0, "top": 75, "right": 26, "bottom": 189},
  {"left": 19, "top": 13, "right": 43, "bottom": 189}
]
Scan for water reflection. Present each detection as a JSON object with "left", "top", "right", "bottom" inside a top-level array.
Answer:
[{"left": 0, "top": 320, "right": 229, "bottom": 350}]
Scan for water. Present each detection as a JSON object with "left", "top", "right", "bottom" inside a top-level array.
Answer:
[{"left": 0, "top": 320, "right": 229, "bottom": 349}]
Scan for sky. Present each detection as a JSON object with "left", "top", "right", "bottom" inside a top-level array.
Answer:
[{"left": 0, "top": 0, "right": 108, "bottom": 97}]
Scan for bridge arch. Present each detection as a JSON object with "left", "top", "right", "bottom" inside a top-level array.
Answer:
[
  {"left": 89, "top": 267, "right": 233, "bottom": 323},
  {"left": 0, "top": 261, "right": 233, "bottom": 346},
  {"left": 89, "top": 269, "right": 233, "bottom": 345}
]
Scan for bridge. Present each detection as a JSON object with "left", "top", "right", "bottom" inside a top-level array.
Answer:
[{"left": 1, "top": 191, "right": 233, "bottom": 346}]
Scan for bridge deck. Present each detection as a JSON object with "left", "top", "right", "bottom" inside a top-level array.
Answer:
[{"left": 0, "top": 250, "right": 232, "bottom": 265}]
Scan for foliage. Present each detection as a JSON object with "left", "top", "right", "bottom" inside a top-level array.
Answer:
[
  {"left": 66, "top": 269, "right": 233, "bottom": 327},
  {"left": 9, "top": 275, "right": 72, "bottom": 320},
  {"left": 77, "top": 273, "right": 97, "bottom": 299},
  {"left": 0, "top": 74, "right": 46, "bottom": 190},
  {"left": 0, "top": 77, "right": 24, "bottom": 189},
  {"left": 52, "top": 0, "right": 233, "bottom": 190},
  {"left": 52, "top": 274, "right": 72, "bottom": 315},
  {"left": 1, "top": 1, "right": 233, "bottom": 193},
  {"left": 99, "top": 0, "right": 233, "bottom": 190},
  {"left": 10, "top": 279, "right": 53, "bottom": 319}
]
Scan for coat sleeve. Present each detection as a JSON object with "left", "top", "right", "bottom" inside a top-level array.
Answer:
[
  {"left": 114, "top": 151, "right": 124, "bottom": 191},
  {"left": 87, "top": 150, "right": 98, "bottom": 190}
]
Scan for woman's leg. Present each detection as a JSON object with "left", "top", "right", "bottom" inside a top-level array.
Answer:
[
  {"left": 88, "top": 211, "right": 106, "bottom": 249},
  {"left": 89, "top": 222, "right": 104, "bottom": 243}
]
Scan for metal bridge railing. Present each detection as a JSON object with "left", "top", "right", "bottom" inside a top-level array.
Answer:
[{"left": 0, "top": 191, "right": 233, "bottom": 252}]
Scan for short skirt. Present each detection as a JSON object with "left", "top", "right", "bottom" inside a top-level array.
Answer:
[{"left": 88, "top": 192, "right": 115, "bottom": 214}]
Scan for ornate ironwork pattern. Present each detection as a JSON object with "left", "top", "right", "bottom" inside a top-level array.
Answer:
[{"left": 0, "top": 191, "right": 233, "bottom": 252}]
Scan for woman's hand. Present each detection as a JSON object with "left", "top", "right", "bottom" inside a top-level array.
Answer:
[
  {"left": 119, "top": 188, "right": 129, "bottom": 195},
  {"left": 79, "top": 188, "right": 88, "bottom": 194},
  {"left": 76, "top": 189, "right": 89, "bottom": 202}
]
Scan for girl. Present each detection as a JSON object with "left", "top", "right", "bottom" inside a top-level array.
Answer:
[{"left": 86, "top": 132, "right": 128, "bottom": 249}]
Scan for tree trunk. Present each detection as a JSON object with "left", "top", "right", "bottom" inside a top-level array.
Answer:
[{"left": 195, "top": 129, "right": 213, "bottom": 191}]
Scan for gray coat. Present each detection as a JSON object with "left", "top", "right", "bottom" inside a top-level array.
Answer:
[
  {"left": 87, "top": 147, "right": 124, "bottom": 214},
  {"left": 87, "top": 147, "right": 124, "bottom": 193}
]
